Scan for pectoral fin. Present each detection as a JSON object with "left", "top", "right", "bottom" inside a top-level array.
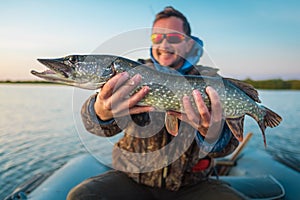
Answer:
[
  {"left": 226, "top": 116, "right": 245, "bottom": 142},
  {"left": 165, "top": 113, "right": 179, "bottom": 136}
]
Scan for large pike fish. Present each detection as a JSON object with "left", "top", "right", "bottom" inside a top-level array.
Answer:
[{"left": 31, "top": 55, "right": 282, "bottom": 146}]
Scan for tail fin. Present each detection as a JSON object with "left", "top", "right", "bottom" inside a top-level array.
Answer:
[
  {"left": 258, "top": 106, "right": 282, "bottom": 147},
  {"left": 263, "top": 106, "right": 282, "bottom": 128}
]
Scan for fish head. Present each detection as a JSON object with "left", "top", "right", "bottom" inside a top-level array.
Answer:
[{"left": 31, "top": 55, "right": 118, "bottom": 90}]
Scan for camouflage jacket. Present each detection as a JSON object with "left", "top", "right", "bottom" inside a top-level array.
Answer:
[{"left": 81, "top": 59, "right": 239, "bottom": 191}]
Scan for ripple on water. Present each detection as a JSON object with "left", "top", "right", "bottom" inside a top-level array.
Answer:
[{"left": 1, "top": 87, "right": 300, "bottom": 199}]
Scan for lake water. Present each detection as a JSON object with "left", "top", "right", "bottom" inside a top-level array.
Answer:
[{"left": 1, "top": 85, "right": 300, "bottom": 199}]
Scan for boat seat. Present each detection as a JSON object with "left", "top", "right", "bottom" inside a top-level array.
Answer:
[{"left": 218, "top": 175, "right": 285, "bottom": 199}]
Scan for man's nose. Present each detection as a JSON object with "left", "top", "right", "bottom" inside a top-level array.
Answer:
[{"left": 160, "top": 37, "right": 171, "bottom": 47}]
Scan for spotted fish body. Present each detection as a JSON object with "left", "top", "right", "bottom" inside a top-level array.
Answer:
[{"left": 31, "top": 55, "right": 282, "bottom": 146}]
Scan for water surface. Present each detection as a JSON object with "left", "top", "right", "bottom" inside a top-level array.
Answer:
[{"left": 0, "top": 85, "right": 299, "bottom": 199}]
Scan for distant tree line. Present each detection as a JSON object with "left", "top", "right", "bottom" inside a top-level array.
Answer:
[
  {"left": 243, "top": 79, "right": 300, "bottom": 90},
  {"left": 1, "top": 79, "right": 300, "bottom": 89}
]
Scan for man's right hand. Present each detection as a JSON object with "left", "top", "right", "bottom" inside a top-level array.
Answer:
[{"left": 94, "top": 72, "right": 153, "bottom": 121}]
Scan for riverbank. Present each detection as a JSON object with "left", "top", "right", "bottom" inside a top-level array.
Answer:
[
  {"left": 243, "top": 79, "right": 300, "bottom": 90},
  {"left": 1, "top": 79, "right": 299, "bottom": 90}
]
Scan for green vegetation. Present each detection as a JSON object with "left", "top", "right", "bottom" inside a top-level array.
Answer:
[
  {"left": 243, "top": 79, "right": 300, "bottom": 90},
  {"left": 1, "top": 79, "right": 300, "bottom": 89}
]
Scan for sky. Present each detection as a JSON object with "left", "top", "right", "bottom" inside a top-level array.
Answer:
[{"left": 0, "top": 0, "right": 299, "bottom": 80}]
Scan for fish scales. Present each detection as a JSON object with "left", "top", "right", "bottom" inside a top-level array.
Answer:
[
  {"left": 129, "top": 65, "right": 254, "bottom": 118},
  {"left": 31, "top": 55, "right": 282, "bottom": 146}
]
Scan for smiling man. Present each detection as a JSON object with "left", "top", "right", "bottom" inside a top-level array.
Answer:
[
  {"left": 151, "top": 17, "right": 194, "bottom": 69},
  {"left": 67, "top": 6, "right": 246, "bottom": 200}
]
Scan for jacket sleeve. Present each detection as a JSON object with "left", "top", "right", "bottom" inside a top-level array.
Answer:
[
  {"left": 195, "top": 124, "right": 239, "bottom": 158},
  {"left": 81, "top": 94, "right": 122, "bottom": 137}
]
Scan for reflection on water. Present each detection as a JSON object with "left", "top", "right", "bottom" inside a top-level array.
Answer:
[
  {"left": 0, "top": 85, "right": 88, "bottom": 198},
  {"left": 0, "top": 86, "right": 299, "bottom": 198}
]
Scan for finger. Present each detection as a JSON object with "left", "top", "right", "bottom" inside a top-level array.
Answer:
[
  {"left": 128, "top": 106, "right": 155, "bottom": 115},
  {"left": 206, "top": 86, "right": 223, "bottom": 122},
  {"left": 182, "top": 95, "right": 200, "bottom": 125},
  {"left": 112, "top": 86, "right": 150, "bottom": 114},
  {"left": 100, "top": 72, "right": 130, "bottom": 100},
  {"left": 204, "top": 87, "right": 224, "bottom": 142},
  {"left": 110, "top": 74, "right": 143, "bottom": 107},
  {"left": 127, "top": 86, "right": 150, "bottom": 108},
  {"left": 112, "top": 106, "right": 154, "bottom": 118},
  {"left": 192, "top": 90, "right": 210, "bottom": 127}
]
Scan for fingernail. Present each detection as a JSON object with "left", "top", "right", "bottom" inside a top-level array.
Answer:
[
  {"left": 206, "top": 86, "right": 212, "bottom": 92},
  {"left": 183, "top": 95, "right": 189, "bottom": 101},
  {"left": 128, "top": 75, "right": 137, "bottom": 85},
  {"left": 128, "top": 74, "right": 141, "bottom": 86},
  {"left": 121, "top": 72, "right": 129, "bottom": 78},
  {"left": 193, "top": 90, "right": 200, "bottom": 96},
  {"left": 143, "top": 86, "right": 150, "bottom": 93},
  {"left": 134, "top": 74, "right": 141, "bottom": 79},
  {"left": 128, "top": 80, "right": 134, "bottom": 85}
]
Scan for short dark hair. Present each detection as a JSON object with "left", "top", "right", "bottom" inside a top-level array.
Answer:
[{"left": 153, "top": 6, "right": 191, "bottom": 36}]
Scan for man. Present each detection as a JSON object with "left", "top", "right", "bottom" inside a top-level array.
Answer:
[{"left": 68, "top": 6, "right": 246, "bottom": 200}]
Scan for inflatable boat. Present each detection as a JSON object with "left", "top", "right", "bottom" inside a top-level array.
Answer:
[{"left": 5, "top": 133, "right": 300, "bottom": 200}]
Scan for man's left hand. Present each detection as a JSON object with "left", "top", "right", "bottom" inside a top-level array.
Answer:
[{"left": 167, "top": 86, "right": 224, "bottom": 143}]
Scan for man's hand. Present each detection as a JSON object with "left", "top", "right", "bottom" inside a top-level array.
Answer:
[
  {"left": 94, "top": 72, "right": 153, "bottom": 121},
  {"left": 167, "top": 87, "right": 224, "bottom": 142}
]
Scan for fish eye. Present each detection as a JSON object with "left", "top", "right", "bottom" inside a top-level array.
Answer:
[{"left": 68, "top": 55, "right": 78, "bottom": 64}]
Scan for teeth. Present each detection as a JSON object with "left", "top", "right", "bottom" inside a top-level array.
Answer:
[{"left": 159, "top": 52, "right": 173, "bottom": 56}]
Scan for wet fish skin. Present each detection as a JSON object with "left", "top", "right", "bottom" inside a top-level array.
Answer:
[{"left": 31, "top": 55, "right": 282, "bottom": 146}]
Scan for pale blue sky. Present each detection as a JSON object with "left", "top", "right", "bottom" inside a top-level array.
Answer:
[{"left": 1, "top": 0, "right": 299, "bottom": 80}]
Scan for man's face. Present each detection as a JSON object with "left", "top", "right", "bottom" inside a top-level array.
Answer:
[{"left": 151, "top": 16, "right": 194, "bottom": 70}]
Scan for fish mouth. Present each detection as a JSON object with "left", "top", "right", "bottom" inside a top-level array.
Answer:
[{"left": 31, "top": 58, "right": 74, "bottom": 83}]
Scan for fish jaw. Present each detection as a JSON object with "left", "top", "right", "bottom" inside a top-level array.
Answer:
[
  {"left": 31, "top": 67, "right": 104, "bottom": 90},
  {"left": 31, "top": 56, "right": 111, "bottom": 90},
  {"left": 31, "top": 58, "right": 76, "bottom": 83}
]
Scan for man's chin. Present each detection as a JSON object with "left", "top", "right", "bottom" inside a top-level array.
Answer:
[
  {"left": 158, "top": 59, "right": 184, "bottom": 70},
  {"left": 157, "top": 58, "right": 174, "bottom": 67}
]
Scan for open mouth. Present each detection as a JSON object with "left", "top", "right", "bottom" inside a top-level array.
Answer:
[
  {"left": 31, "top": 58, "right": 73, "bottom": 82},
  {"left": 157, "top": 48, "right": 175, "bottom": 56},
  {"left": 159, "top": 51, "right": 174, "bottom": 55}
]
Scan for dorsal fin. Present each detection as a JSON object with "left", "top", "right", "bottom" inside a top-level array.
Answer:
[{"left": 225, "top": 78, "right": 261, "bottom": 103}]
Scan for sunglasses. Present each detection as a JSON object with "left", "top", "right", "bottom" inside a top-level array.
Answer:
[{"left": 151, "top": 33, "right": 186, "bottom": 44}]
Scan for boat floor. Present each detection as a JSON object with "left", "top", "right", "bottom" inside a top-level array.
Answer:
[{"left": 5, "top": 147, "right": 300, "bottom": 200}]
